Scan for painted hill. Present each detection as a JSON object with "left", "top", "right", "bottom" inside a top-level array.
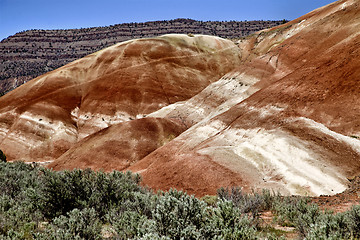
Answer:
[
  {"left": 0, "top": 34, "right": 241, "bottom": 163},
  {"left": 0, "top": 19, "right": 285, "bottom": 95},
  {"left": 1, "top": 0, "right": 360, "bottom": 197}
]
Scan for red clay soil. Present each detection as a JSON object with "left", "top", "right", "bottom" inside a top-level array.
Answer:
[
  {"left": 237, "top": 0, "right": 360, "bottom": 136},
  {"left": 48, "top": 117, "right": 186, "bottom": 171},
  {"left": 313, "top": 175, "right": 360, "bottom": 213},
  {"left": 0, "top": 35, "right": 241, "bottom": 162},
  {"left": 0, "top": 0, "right": 360, "bottom": 203},
  {"left": 128, "top": 144, "right": 250, "bottom": 197},
  {"left": 127, "top": 0, "right": 360, "bottom": 197}
]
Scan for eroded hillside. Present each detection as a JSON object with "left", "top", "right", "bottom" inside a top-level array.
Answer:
[
  {"left": 0, "top": 34, "right": 241, "bottom": 163},
  {"left": 0, "top": 19, "right": 285, "bottom": 95},
  {"left": 0, "top": 0, "right": 359, "bottom": 197}
]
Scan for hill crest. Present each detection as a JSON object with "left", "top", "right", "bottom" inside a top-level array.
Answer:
[{"left": 0, "top": 18, "right": 285, "bottom": 95}]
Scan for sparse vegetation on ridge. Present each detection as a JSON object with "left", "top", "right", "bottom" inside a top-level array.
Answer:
[{"left": 1, "top": 161, "right": 359, "bottom": 239}]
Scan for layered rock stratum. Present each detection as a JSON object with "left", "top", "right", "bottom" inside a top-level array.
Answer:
[
  {"left": 0, "top": 0, "right": 359, "bottom": 197},
  {"left": 0, "top": 19, "right": 285, "bottom": 95}
]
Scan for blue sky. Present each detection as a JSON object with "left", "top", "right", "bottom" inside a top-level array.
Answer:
[{"left": 0, "top": 0, "right": 336, "bottom": 41}]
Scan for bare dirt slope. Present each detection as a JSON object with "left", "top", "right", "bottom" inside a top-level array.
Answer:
[
  {"left": 0, "top": 34, "right": 241, "bottom": 163},
  {"left": 130, "top": 0, "right": 360, "bottom": 196},
  {"left": 1, "top": 0, "right": 360, "bottom": 198}
]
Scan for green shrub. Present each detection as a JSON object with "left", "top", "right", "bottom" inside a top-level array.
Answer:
[
  {"left": 39, "top": 169, "right": 92, "bottom": 218},
  {"left": 347, "top": 205, "right": 360, "bottom": 238},
  {"left": 0, "top": 200, "right": 42, "bottom": 239},
  {"left": 294, "top": 201, "right": 320, "bottom": 237},
  {"left": 107, "top": 209, "right": 155, "bottom": 239},
  {"left": 205, "top": 200, "right": 258, "bottom": 239},
  {"left": 86, "top": 171, "right": 143, "bottom": 219},
  {"left": 39, "top": 208, "right": 102, "bottom": 240},
  {"left": 0, "top": 162, "right": 147, "bottom": 238},
  {"left": 0, "top": 150, "right": 6, "bottom": 162},
  {"left": 272, "top": 196, "right": 360, "bottom": 239},
  {"left": 0, "top": 162, "right": 44, "bottom": 238},
  {"left": 1, "top": 161, "right": 360, "bottom": 239},
  {"left": 0, "top": 162, "right": 39, "bottom": 198},
  {"left": 151, "top": 189, "right": 207, "bottom": 239},
  {"left": 138, "top": 233, "right": 171, "bottom": 240},
  {"left": 272, "top": 197, "right": 320, "bottom": 235},
  {"left": 217, "top": 187, "right": 275, "bottom": 221},
  {"left": 305, "top": 211, "right": 349, "bottom": 239},
  {"left": 106, "top": 191, "right": 156, "bottom": 239},
  {"left": 40, "top": 168, "right": 143, "bottom": 219},
  {"left": 201, "top": 195, "right": 218, "bottom": 207}
]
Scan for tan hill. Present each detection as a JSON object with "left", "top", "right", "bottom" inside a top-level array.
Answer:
[
  {"left": 0, "top": 19, "right": 285, "bottom": 95},
  {"left": 1, "top": 0, "right": 360, "bottom": 197}
]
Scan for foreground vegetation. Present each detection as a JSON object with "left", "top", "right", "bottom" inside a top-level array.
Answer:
[{"left": 0, "top": 161, "right": 360, "bottom": 239}]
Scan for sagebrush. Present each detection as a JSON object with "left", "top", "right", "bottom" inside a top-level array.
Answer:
[{"left": 1, "top": 161, "right": 359, "bottom": 239}]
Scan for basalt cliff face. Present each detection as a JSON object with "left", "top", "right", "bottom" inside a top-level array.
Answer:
[
  {"left": 0, "top": 19, "right": 284, "bottom": 95},
  {"left": 1, "top": 0, "right": 359, "bottom": 197}
]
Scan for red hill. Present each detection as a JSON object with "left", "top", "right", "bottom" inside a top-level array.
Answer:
[{"left": 1, "top": 0, "right": 359, "bottom": 197}]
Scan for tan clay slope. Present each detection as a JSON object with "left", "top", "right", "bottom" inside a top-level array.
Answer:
[
  {"left": 0, "top": 34, "right": 241, "bottom": 162},
  {"left": 126, "top": 0, "right": 360, "bottom": 197}
]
